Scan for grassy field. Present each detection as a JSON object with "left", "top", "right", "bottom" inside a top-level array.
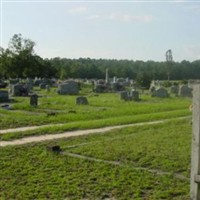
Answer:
[
  {"left": 0, "top": 85, "right": 191, "bottom": 140},
  {"left": 0, "top": 118, "right": 191, "bottom": 199},
  {"left": 0, "top": 86, "right": 193, "bottom": 199}
]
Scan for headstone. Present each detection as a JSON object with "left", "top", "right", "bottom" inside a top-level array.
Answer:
[
  {"left": 39, "top": 83, "right": 46, "bottom": 89},
  {"left": 0, "top": 90, "right": 9, "bottom": 102},
  {"left": 152, "top": 87, "right": 169, "bottom": 98},
  {"left": 1, "top": 104, "right": 11, "bottom": 110},
  {"left": 130, "top": 90, "right": 140, "bottom": 101},
  {"left": 76, "top": 96, "right": 89, "bottom": 105},
  {"left": 120, "top": 91, "right": 129, "bottom": 101},
  {"left": 10, "top": 84, "right": 29, "bottom": 96},
  {"left": 149, "top": 86, "right": 155, "bottom": 93},
  {"left": 113, "top": 76, "right": 117, "bottom": 83},
  {"left": 94, "top": 84, "right": 107, "bottom": 93},
  {"left": 9, "top": 79, "right": 19, "bottom": 85},
  {"left": 57, "top": 81, "right": 79, "bottom": 95},
  {"left": 170, "top": 85, "right": 179, "bottom": 94},
  {"left": 0, "top": 80, "right": 7, "bottom": 88},
  {"left": 111, "top": 82, "right": 125, "bottom": 92},
  {"left": 30, "top": 94, "right": 38, "bottom": 107},
  {"left": 34, "top": 79, "right": 42, "bottom": 86},
  {"left": 46, "top": 85, "right": 50, "bottom": 92},
  {"left": 105, "top": 68, "right": 109, "bottom": 84},
  {"left": 179, "top": 85, "right": 192, "bottom": 97},
  {"left": 120, "top": 90, "right": 140, "bottom": 101}
]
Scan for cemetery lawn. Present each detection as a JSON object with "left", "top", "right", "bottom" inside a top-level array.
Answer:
[
  {"left": 0, "top": 88, "right": 191, "bottom": 140},
  {"left": 0, "top": 118, "right": 190, "bottom": 199}
]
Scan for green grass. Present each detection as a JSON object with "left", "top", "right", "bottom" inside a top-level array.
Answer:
[
  {"left": 0, "top": 87, "right": 193, "bottom": 199},
  {"left": 0, "top": 87, "right": 191, "bottom": 140},
  {"left": 0, "top": 118, "right": 190, "bottom": 199},
  {"left": 0, "top": 88, "right": 191, "bottom": 130}
]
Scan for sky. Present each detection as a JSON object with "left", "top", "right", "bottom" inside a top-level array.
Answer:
[{"left": 0, "top": 0, "right": 200, "bottom": 62}]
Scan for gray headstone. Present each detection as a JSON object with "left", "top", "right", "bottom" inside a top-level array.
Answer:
[
  {"left": 130, "top": 90, "right": 140, "bottom": 101},
  {"left": 30, "top": 94, "right": 38, "bottom": 107},
  {"left": 10, "top": 84, "right": 29, "bottom": 96},
  {"left": 152, "top": 87, "right": 169, "bottom": 98},
  {"left": 0, "top": 90, "right": 9, "bottom": 102},
  {"left": 120, "top": 91, "right": 129, "bottom": 101},
  {"left": 170, "top": 85, "right": 179, "bottom": 94},
  {"left": 39, "top": 83, "right": 46, "bottom": 89},
  {"left": 57, "top": 81, "right": 79, "bottom": 95},
  {"left": 46, "top": 85, "right": 50, "bottom": 92},
  {"left": 179, "top": 85, "right": 192, "bottom": 97},
  {"left": 76, "top": 96, "right": 89, "bottom": 105}
]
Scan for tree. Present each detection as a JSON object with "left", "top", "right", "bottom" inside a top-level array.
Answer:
[
  {"left": 0, "top": 34, "right": 57, "bottom": 78},
  {"left": 136, "top": 71, "right": 152, "bottom": 89},
  {"left": 0, "top": 47, "right": 12, "bottom": 78}
]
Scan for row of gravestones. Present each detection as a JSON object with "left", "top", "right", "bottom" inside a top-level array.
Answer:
[
  {"left": 93, "top": 77, "right": 131, "bottom": 93},
  {"left": 0, "top": 79, "right": 193, "bottom": 103},
  {"left": 151, "top": 85, "right": 193, "bottom": 98},
  {"left": 120, "top": 84, "right": 193, "bottom": 101},
  {"left": 0, "top": 80, "right": 79, "bottom": 103},
  {"left": 29, "top": 95, "right": 88, "bottom": 107}
]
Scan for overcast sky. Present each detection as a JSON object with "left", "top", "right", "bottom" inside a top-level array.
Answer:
[{"left": 1, "top": 0, "right": 200, "bottom": 62}]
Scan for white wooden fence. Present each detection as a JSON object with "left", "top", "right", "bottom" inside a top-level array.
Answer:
[{"left": 191, "top": 85, "right": 200, "bottom": 200}]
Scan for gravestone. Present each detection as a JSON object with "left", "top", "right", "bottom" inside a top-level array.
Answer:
[
  {"left": 9, "top": 79, "right": 19, "bottom": 85},
  {"left": 39, "top": 83, "right": 46, "bottom": 89},
  {"left": 120, "top": 90, "right": 140, "bottom": 101},
  {"left": 111, "top": 82, "right": 125, "bottom": 92},
  {"left": 30, "top": 94, "right": 38, "bottom": 107},
  {"left": 120, "top": 91, "right": 129, "bottom": 101},
  {"left": 170, "top": 85, "right": 179, "bottom": 94},
  {"left": 46, "top": 85, "right": 50, "bottom": 92},
  {"left": 94, "top": 84, "right": 107, "bottom": 93},
  {"left": 76, "top": 96, "right": 89, "bottom": 105},
  {"left": 34, "top": 79, "right": 42, "bottom": 86},
  {"left": 130, "top": 90, "right": 140, "bottom": 101},
  {"left": 10, "top": 84, "right": 29, "bottom": 96},
  {"left": 1, "top": 104, "right": 11, "bottom": 110},
  {"left": 179, "top": 85, "right": 192, "bottom": 97},
  {"left": 0, "top": 90, "right": 9, "bottom": 102},
  {"left": 152, "top": 87, "right": 169, "bottom": 98},
  {"left": 149, "top": 86, "right": 155, "bottom": 93},
  {"left": 57, "top": 81, "right": 79, "bottom": 95},
  {"left": 0, "top": 80, "right": 7, "bottom": 88}
]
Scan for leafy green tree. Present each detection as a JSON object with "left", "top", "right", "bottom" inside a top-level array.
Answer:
[
  {"left": 136, "top": 72, "right": 152, "bottom": 89},
  {"left": 0, "top": 34, "right": 57, "bottom": 78}
]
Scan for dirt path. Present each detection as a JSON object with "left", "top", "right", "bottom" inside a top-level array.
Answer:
[
  {"left": 0, "top": 123, "right": 64, "bottom": 134},
  {"left": 0, "top": 120, "right": 167, "bottom": 147},
  {"left": 0, "top": 117, "right": 188, "bottom": 147}
]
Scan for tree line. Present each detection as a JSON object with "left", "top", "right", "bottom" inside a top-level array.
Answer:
[{"left": 1, "top": 34, "right": 200, "bottom": 82}]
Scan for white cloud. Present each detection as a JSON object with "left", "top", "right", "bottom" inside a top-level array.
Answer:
[
  {"left": 68, "top": 6, "right": 87, "bottom": 14},
  {"left": 108, "top": 13, "right": 153, "bottom": 23},
  {"left": 87, "top": 12, "right": 154, "bottom": 23}
]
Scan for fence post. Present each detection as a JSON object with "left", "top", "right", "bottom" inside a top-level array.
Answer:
[{"left": 190, "top": 85, "right": 200, "bottom": 200}]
